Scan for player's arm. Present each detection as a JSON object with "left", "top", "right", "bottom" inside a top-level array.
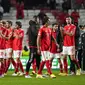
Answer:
[
  {"left": 5, "top": 32, "right": 13, "bottom": 40},
  {"left": 15, "top": 31, "right": 24, "bottom": 39},
  {"left": 65, "top": 31, "right": 73, "bottom": 36},
  {"left": 37, "top": 35, "right": 41, "bottom": 54},
  {"left": 60, "top": 26, "right": 64, "bottom": 39},
  {"left": 0, "top": 30, "right": 6, "bottom": 38},
  {"left": 18, "top": 32, "right": 24, "bottom": 38},
  {"left": 51, "top": 35, "right": 59, "bottom": 48},
  {"left": 65, "top": 27, "right": 76, "bottom": 36}
]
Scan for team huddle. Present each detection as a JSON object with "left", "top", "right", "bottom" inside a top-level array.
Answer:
[
  {"left": 0, "top": 20, "right": 24, "bottom": 77},
  {"left": 0, "top": 16, "right": 81, "bottom": 78}
]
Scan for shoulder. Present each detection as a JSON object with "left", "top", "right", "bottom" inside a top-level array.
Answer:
[
  {"left": 20, "top": 29, "right": 24, "bottom": 32},
  {"left": 39, "top": 26, "right": 44, "bottom": 31},
  {"left": 64, "top": 25, "right": 68, "bottom": 28},
  {"left": 71, "top": 24, "right": 76, "bottom": 27}
]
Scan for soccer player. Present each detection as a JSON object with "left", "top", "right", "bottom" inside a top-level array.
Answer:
[
  {"left": 62, "top": 16, "right": 81, "bottom": 75},
  {"left": 49, "top": 23, "right": 63, "bottom": 75},
  {"left": 0, "top": 21, "right": 6, "bottom": 78},
  {"left": 36, "top": 17, "right": 56, "bottom": 78},
  {"left": 4, "top": 21, "right": 16, "bottom": 74},
  {"left": 12, "top": 21, "right": 24, "bottom": 76}
]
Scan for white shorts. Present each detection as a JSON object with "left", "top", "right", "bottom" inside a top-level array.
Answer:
[
  {"left": 49, "top": 52, "right": 61, "bottom": 59},
  {"left": 41, "top": 51, "right": 50, "bottom": 61},
  {"left": 62, "top": 46, "right": 75, "bottom": 55},
  {"left": 5, "top": 48, "right": 13, "bottom": 58},
  {"left": 13, "top": 50, "right": 22, "bottom": 58},
  {"left": 0, "top": 50, "right": 5, "bottom": 58}
]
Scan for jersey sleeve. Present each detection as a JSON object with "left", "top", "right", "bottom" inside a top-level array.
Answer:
[
  {"left": 38, "top": 28, "right": 42, "bottom": 36},
  {"left": 20, "top": 30, "right": 24, "bottom": 38}
]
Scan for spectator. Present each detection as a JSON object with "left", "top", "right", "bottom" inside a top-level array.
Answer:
[
  {"left": 49, "top": 0, "right": 56, "bottom": 9},
  {"left": 16, "top": 1, "right": 24, "bottom": 19},
  {"left": 58, "top": 10, "right": 69, "bottom": 26},
  {"left": 22, "top": 46, "right": 30, "bottom": 56},
  {"left": 76, "top": 0, "right": 83, "bottom": 9},
  {"left": 0, "top": 4, "right": 4, "bottom": 20},
  {"left": 1, "top": 0, "right": 11, "bottom": 13},
  {"left": 62, "top": 0, "right": 71, "bottom": 12},
  {"left": 71, "top": 9, "right": 80, "bottom": 25}
]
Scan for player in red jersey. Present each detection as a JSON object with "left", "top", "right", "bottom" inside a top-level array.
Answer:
[
  {"left": 49, "top": 23, "right": 63, "bottom": 75},
  {"left": 0, "top": 21, "right": 7, "bottom": 78},
  {"left": 36, "top": 18, "right": 56, "bottom": 78},
  {"left": 12, "top": 21, "right": 24, "bottom": 76},
  {"left": 4, "top": 21, "right": 16, "bottom": 74},
  {"left": 62, "top": 16, "right": 80, "bottom": 75}
]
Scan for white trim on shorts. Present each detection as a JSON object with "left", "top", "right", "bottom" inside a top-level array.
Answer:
[
  {"left": 41, "top": 51, "right": 50, "bottom": 61},
  {"left": 62, "top": 46, "right": 75, "bottom": 55},
  {"left": 13, "top": 50, "right": 22, "bottom": 58},
  {"left": 49, "top": 52, "right": 61, "bottom": 59},
  {"left": 0, "top": 49, "right": 5, "bottom": 59},
  {"left": 5, "top": 48, "right": 12, "bottom": 58}
]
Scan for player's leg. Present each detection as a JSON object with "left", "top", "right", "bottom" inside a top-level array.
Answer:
[
  {"left": 36, "top": 51, "right": 46, "bottom": 78},
  {"left": 69, "top": 46, "right": 80, "bottom": 75},
  {"left": 49, "top": 53, "right": 54, "bottom": 68},
  {"left": 31, "top": 58, "right": 36, "bottom": 74},
  {"left": 58, "top": 58, "right": 63, "bottom": 74},
  {"left": 45, "top": 51, "right": 56, "bottom": 78},
  {"left": 12, "top": 50, "right": 24, "bottom": 76},
  {"left": 62, "top": 46, "right": 68, "bottom": 75},
  {"left": 5, "top": 48, "right": 14, "bottom": 74},
  {"left": 0, "top": 50, "right": 5, "bottom": 78}
]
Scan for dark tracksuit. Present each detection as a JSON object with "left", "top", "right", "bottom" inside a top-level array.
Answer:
[
  {"left": 26, "top": 21, "right": 40, "bottom": 72},
  {"left": 81, "top": 31, "right": 85, "bottom": 71},
  {"left": 77, "top": 30, "right": 83, "bottom": 69}
]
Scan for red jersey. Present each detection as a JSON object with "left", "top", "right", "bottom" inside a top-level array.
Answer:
[
  {"left": 63, "top": 24, "right": 76, "bottom": 46},
  {"left": 0, "top": 27, "right": 6, "bottom": 49},
  {"left": 50, "top": 30, "right": 59, "bottom": 53},
  {"left": 5, "top": 28, "right": 13, "bottom": 49},
  {"left": 13, "top": 29, "right": 24, "bottom": 50},
  {"left": 38, "top": 26, "right": 52, "bottom": 51}
]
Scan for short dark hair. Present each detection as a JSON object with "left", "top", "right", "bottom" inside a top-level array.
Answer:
[
  {"left": 42, "top": 16, "right": 49, "bottom": 25},
  {"left": 16, "top": 21, "right": 22, "bottom": 28},
  {"left": 66, "top": 16, "right": 74, "bottom": 23},
  {"left": 2, "top": 21, "right": 6, "bottom": 25},
  {"left": 33, "top": 15, "right": 37, "bottom": 18},
  {"left": 52, "top": 23, "right": 58, "bottom": 27},
  {"left": 66, "top": 16, "right": 73, "bottom": 19},
  {"left": 29, "top": 20, "right": 33, "bottom": 25},
  {"left": 7, "top": 20, "right": 12, "bottom": 26}
]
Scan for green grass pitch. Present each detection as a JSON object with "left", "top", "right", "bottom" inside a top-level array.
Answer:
[{"left": 0, "top": 70, "right": 85, "bottom": 85}]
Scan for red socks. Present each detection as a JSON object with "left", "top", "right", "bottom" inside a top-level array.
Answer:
[
  {"left": 19, "top": 61, "right": 24, "bottom": 73},
  {"left": 32, "top": 59, "right": 36, "bottom": 72},
  {"left": 38, "top": 61, "right": 45, "bottom": 74},
  {"left": 46, "top": 60, "right": 52, "bottom": 74},
  {"left": 63, "top": 58, "right": 68, "bottom": 73},
  {"left": 11, "top": 58, "right": 16, "bottom": 69}
]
